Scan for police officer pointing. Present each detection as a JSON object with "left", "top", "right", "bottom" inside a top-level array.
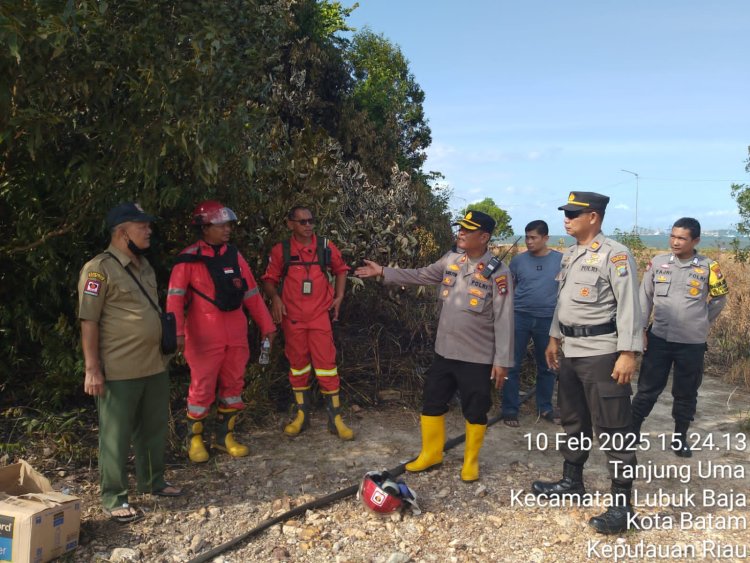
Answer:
[
  {"left": 531, "top": 192, "right": 642, "bottom": 534},
  {"left": 356, "top": 210, "right": 514, "bottom": 482}
]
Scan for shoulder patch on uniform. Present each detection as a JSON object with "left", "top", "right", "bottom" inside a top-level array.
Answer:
[
  {"left": 709, "top": 261, "right": 729, "bottom": 296},
  {"left": 616, "top": 264, "right": 629, "bottom": 277},
  {"left": 84, "top": 279, "right": 101, "bottom": 296},
  {"left": 87, "top": 271, "right": 106, "bottom": 281},
  {"left": 495, "top": 274, "right": 508, "bottom": 295},
  {"left": 610, "top": 253, "right": 628, "bottom": 264}
]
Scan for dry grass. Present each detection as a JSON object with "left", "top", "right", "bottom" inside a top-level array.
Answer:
[{"left": 706, "top": 254, "right": 750, "bottom": 390}]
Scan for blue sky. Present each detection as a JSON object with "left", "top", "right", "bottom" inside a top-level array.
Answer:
[{"left": 346, "top": 1, "right": 749, "bottom": 234}]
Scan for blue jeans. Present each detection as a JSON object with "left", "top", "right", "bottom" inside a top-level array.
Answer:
[{"left": 501, "top": 312, "right": 556, "bottom": 416}]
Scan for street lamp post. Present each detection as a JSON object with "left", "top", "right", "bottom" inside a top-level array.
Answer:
[{"left": 621, "top": 169, "right": 639, "bottom": 233}]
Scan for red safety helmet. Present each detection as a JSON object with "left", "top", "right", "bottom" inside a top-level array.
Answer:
[
  {"left": 358, "top": 471, "right": 420, "bottom": 515},
  {"left": 191, "top": 200, "right": 238, "bottom": 226}
]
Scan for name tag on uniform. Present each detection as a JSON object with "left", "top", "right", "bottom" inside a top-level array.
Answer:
[{"left": 302, "top": 279, "right": 313, "bottom": 295}]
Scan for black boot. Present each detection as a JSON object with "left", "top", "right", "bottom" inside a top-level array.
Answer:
[
  {"left": 589, "top": 483, "right": 636, "bottom": 534},
  {"left": 631, "top": 415, "right": 644, "bottom": 444},
  {"left": 531, "top": 461, "right": 586, "bottom": 498},
  {"left": 323, "top": 389, "right": 354, "bottom": 441},
  {"left": 672, "top": 421, "right": 692, "bottom": 458}
]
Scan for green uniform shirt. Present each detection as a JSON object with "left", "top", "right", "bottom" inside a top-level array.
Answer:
[{"left": 78, "top": 245, "right": 167, "bottom": 381}]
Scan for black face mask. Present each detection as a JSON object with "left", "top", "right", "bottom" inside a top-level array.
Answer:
[{"left": 127, "top": 239, "right": 149, "bottom": 255}]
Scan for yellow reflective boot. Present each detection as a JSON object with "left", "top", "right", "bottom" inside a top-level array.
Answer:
[
  {"left": 212, "top": 408, "right": 249, "bottom": 457},
  {"left": 461, "top": 421, "right": 487, "bottom": 482},
  {"left": 284, "top": 387, "right": 311, "bottom": 437},
  {"left": 405, "top": 415, "right": 445, "bottom": 472},
  {"left": 186, "top": 416, "right": 209, "bottom": 463},
  {"left": 323, "top": 390, "right": 354, "bottom": 441}
]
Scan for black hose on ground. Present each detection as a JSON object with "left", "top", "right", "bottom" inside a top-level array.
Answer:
[{"left": 187, "top": 411, "right": 511, "bottom": 563}]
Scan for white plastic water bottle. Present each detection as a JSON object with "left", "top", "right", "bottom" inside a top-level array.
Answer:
[{"left": 259, "top": 337, "right": 271, "bottom": 365}]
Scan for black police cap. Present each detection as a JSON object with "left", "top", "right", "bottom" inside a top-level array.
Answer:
[
  {"left": 558, "top": 191, "right": 610, "bottom": 212},
  {"left": 453, "top": 210, "right": 496, "bottom": 233}
]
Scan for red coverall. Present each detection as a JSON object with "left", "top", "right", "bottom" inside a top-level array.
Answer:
[
  {"left": 167, "top": 240, "right": 275, "bottom": 419},
  {"left": 261, "top": 235, "right": 349, "bottom": 391}
]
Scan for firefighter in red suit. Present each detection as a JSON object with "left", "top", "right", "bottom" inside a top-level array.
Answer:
[
  {"left": 261, "top": 205, "right": 353, "bottom": 440},
  {"left": 167, "top": 201, "right": 276, "bottom": 462}
]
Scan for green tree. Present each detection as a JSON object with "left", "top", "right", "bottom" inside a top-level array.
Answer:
[
  {"left": 729, "top": 146, "right": 750, "bottom": 262},
  {"left": 341, "top": 28, "right": 431, "bottom": 183},
  {"left": 0, "top": 0, "right": 454, "bottom": 409},
  {"left": 460, "top": 198, "right": 514, "bottom": 239}
]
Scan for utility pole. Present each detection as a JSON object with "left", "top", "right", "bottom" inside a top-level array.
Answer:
[{"left": 621, "top": 169, "right": 639, "bottom": 233}]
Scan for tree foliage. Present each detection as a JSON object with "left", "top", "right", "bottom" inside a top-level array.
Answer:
[
  {"left": 729, "top": 146, "right": 750, "bottom": 262},
  {"left": 0, "top": 0, "right": 451, "bottom": 408},
  {"left": 460, "top": 197, "right": 514, "bottom": 239}
]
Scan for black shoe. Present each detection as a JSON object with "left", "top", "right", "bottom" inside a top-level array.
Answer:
[
  {"left": 531, "top": 462, "right": 586, "bottom": 498},
  {"left": 589, "top": 505, "right": 635, "bottom": 534},
  {"left": 672, "top": 439, "right": 692, "bottom": 458}
]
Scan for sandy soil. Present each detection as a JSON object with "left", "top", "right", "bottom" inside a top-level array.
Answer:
[{"left": 55, "top": 370, "right": 750, "bottom": 563}]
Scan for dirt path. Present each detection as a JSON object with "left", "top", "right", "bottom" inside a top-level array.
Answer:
[{"left": 63, "top": 372, "right": 749, "bottom": 562}]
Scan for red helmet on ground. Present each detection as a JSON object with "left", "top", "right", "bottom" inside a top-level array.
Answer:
[
  {"left": 192, "top": 200, "right": 238, "bottom": 226},
  {"left": 358, "top": 471, "right": 420, "bottom": 515}
]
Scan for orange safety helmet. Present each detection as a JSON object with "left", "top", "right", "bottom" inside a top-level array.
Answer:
[{"left": 191, "top": 200, "right": 237, "bottom": 226}]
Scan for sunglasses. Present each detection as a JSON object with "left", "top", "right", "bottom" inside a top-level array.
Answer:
[
  {"left": 564, "top": 210, "right": 593, "bottom": 220},
  {"left": 290, "top": 218, "right": 315, "bottom": 225}
]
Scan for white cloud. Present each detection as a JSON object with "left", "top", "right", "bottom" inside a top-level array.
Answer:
[
  {"left": 613, "top": 203, "right": 630, "bottom": 210},
  {"left": 705, "top": 209, "right": 738, "bottom": 217}
]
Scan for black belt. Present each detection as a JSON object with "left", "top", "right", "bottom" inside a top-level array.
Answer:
[{"left": 559, "top": 321, "right": 616, "bottom": 337}]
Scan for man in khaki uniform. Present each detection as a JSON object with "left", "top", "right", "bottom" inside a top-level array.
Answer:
[
  {"left": 356, "top": 210, "right": 514, "bottom": 482},
  {"left": 79, "top": 202, "right": 182, "bottom": 523},
  {"left": 531, "top": 192, "right": 641, "bottom": 534},
  {"left": 632, "top": 217, "right": 728, "bottom": 457}
]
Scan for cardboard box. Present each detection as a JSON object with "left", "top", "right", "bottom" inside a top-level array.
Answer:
[{"left": 0, "top": 460, "right": 80, "bottom": 563}]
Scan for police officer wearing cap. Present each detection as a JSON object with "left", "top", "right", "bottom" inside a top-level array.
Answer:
[
  {"left": 631, "top": 217, "right": 728, "bottom": 458},
  {"left": 531, "top": 192, "right": 641, "bottom": 534},
  {"left": 79, "top": 202, "right": 183, "bottom": 522},
  {"left": 356, "top": 210, "right": 514, "bottom": 483}
]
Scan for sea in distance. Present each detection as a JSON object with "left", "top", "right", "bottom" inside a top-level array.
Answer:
[{"left": 498, "top": 234, "right": 750, "bottom": 251}]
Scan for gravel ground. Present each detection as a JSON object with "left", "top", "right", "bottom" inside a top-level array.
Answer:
[{"left": 52, "top": 372, "right": 749, "bottom": 563}]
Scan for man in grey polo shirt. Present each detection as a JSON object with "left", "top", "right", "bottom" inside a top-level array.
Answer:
[{"left": 502, "top": 220, "right": 562, "bottom": 427}]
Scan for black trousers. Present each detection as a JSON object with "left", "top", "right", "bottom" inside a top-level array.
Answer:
[
  {"left": 558, "top": 353, "right": 636, "bottom": 485},
  {"left": 422, "top": 355, "right": 492, "bottom": 424},
  {"left": 631, "top": 331, "right": 706, "bottom": 424}
]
